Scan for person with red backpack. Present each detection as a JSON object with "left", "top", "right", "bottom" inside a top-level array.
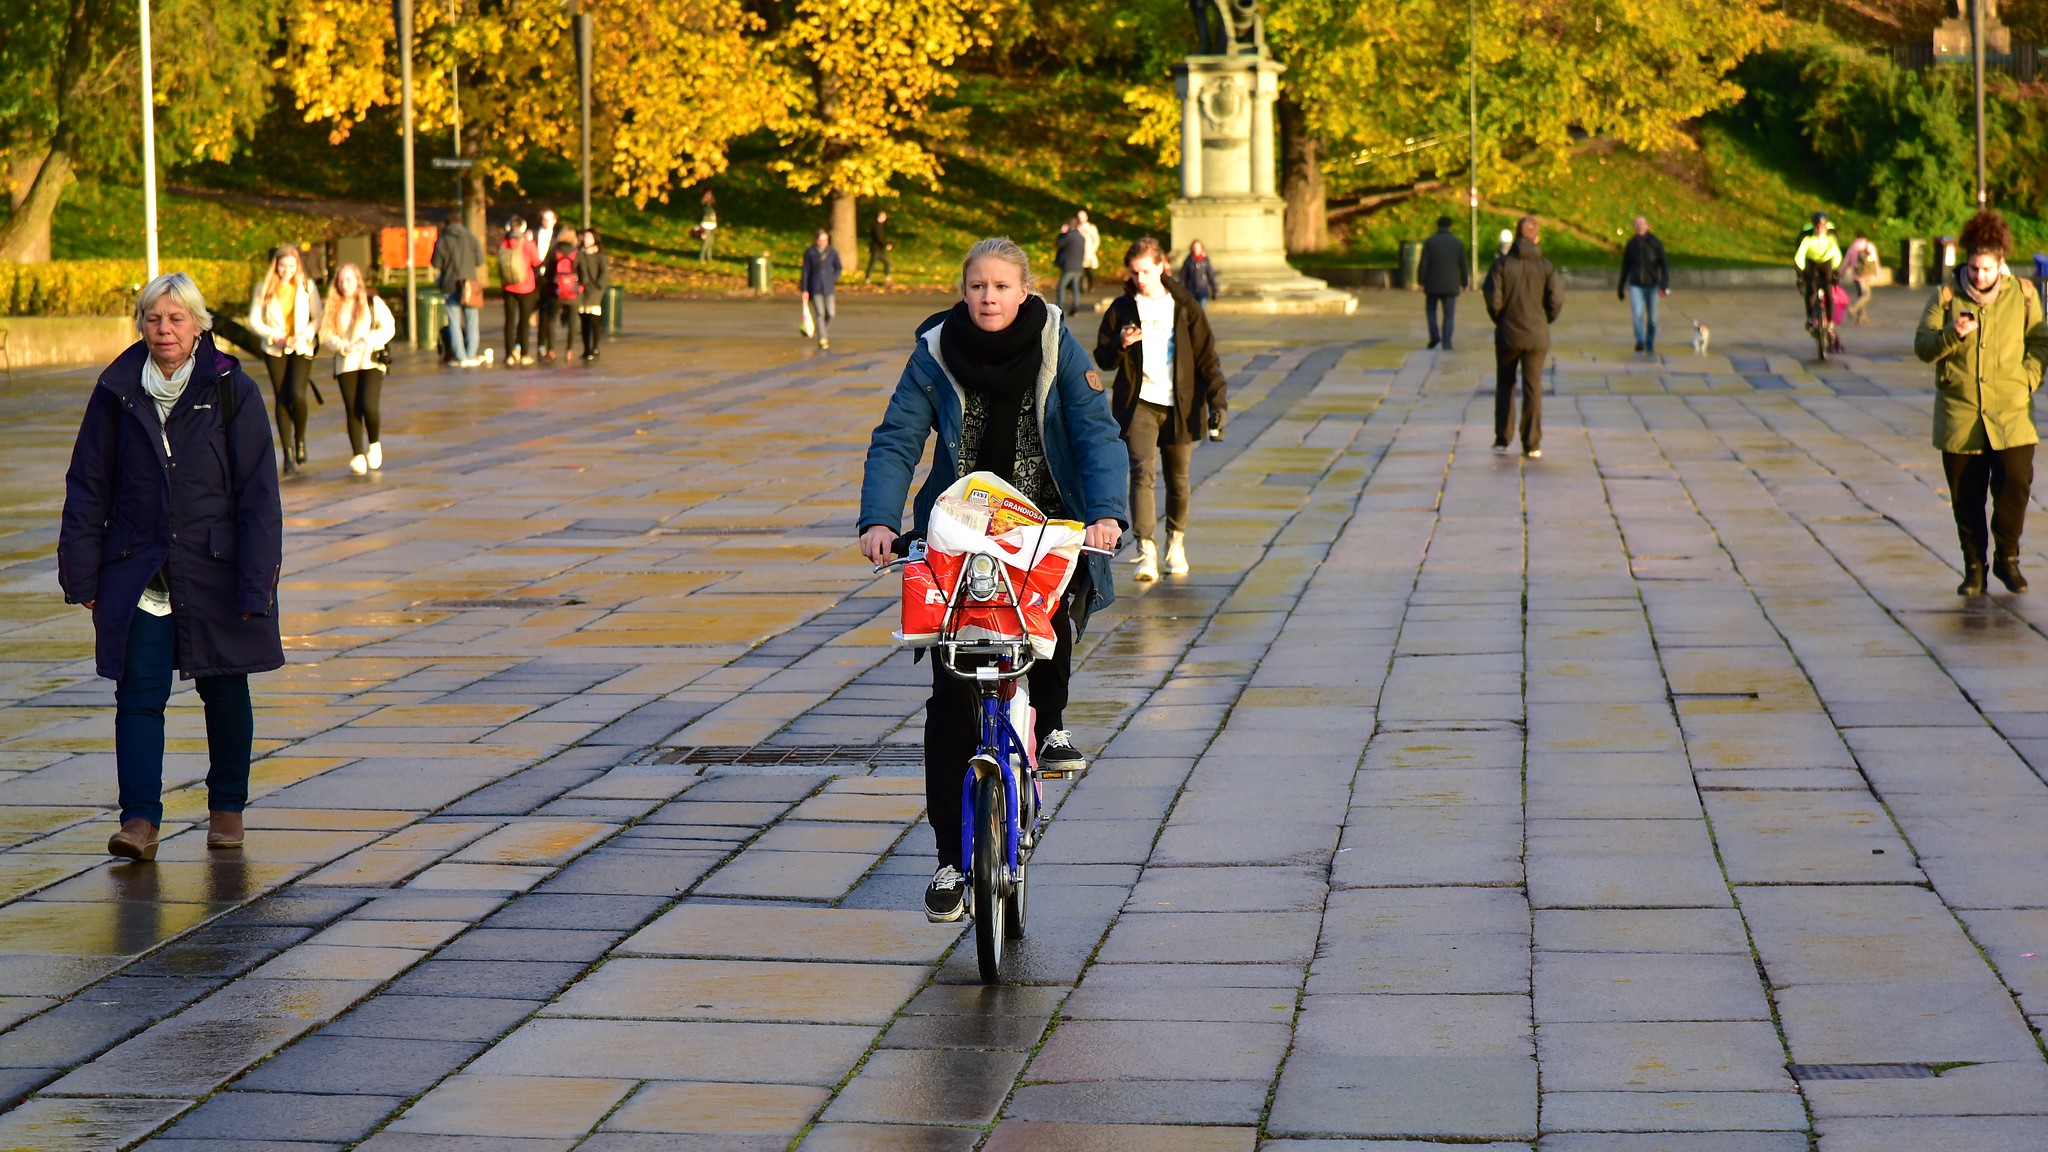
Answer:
[
  {"left": 499, "top": 216, "right": 541, "bottom": 366},
  {"left": 538, "top": 237, "right": 580, "bottom": 363}
]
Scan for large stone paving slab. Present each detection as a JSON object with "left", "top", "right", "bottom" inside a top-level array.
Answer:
[{"left": 2, "top": 291, "right": 2047, "bottom": 1146}]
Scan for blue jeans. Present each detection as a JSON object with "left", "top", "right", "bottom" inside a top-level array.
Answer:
[
  {"left": 1056, "top": 272, "right": 1083, "bottom": 317},
  {"left": 115, "top": 611, "right": 252, "bottom": 826},
  {"left": 444, "top": 294, "right": 480, "bottom": 363},
  {"left": 1628, "top": 284, "right": 1659, "bottom": 351}
]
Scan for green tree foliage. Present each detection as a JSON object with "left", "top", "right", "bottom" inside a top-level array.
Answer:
[
  {"left": 0, "top": 0, "right": 279, "bottom": 261},
  {"left": 1731, "top": 32, "right": 2048, "bottom": 227}
]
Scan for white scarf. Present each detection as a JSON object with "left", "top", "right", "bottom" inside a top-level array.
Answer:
[{"left": 142, "top": 352, "right": 195, "bottom": 430}]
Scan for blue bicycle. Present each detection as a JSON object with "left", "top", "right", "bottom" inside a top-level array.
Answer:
[{"left": 884, "top": 538, "right": 1100, "bottom": 981}]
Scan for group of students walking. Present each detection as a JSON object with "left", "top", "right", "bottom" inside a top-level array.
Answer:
[
  {"left": 430, "top": 210, "right": 612, "bottom": 369},
  {"left": 247, "top": 246, "right": 395, "bottom": 478}
]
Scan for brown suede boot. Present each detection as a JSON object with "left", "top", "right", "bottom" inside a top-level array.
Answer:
[
  {"left": 107, "top": 818, "right": 159, "bottom": 861},
  {"left": 207, "top": 811, "right": 245, "bottom": 849}
]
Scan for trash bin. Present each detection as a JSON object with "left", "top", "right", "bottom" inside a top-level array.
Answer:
[
  {"left": 1935, "top": 237, "right": 1959, "bottom": 286},
  {"left": 1900, "top": 239, "right": 1928, "bottom": 289},
  {"left": 748, "top": 254, "right": 771, "bottom": 294},
  {"left": 1398, "top": 240, "right": 1422, "bottom": 291},
  {"left": 409, "top": 282, "right": 445, "bottom": 352},
  {"left": 603, "top": 284, "right": 624, "bottom": 336}
]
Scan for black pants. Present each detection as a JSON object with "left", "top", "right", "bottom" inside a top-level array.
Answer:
[
  {"left": 1944, "top": 445, "right": 2035, "bottom": 562},
  {"left": 867, "top": 248, "right": 891, "bottom": 280},
  {"left": 503, "top": 290, "right": 536, "bottom": 357},
  {"left": 579, "top": 311, "right": 603, "bottom": 356},
  {"left": 337, "top": 369, "right": 384, "bottom": 457},
  {"left": 1127, "top": 400, "right": 1195, "bottom": 540},
  {"left": 1494, "top": 345, "right": 1546, "bottom": 451},
  {"left": 263, "top": 353, "right": 312, "bottom": 462},
  {"left": 538, "top": 299, "right": 574, "bottom": 353},
  {"left": 1426, "top": 293, "right": 1457, "bottom": 347},
  {"left": 924, "top": 569, "right": 1087, "bottom": 869}
]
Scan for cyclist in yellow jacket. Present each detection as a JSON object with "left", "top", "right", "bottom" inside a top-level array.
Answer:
[{"left": 1795, "top": 212, "right": 1844, "bottom": 350}]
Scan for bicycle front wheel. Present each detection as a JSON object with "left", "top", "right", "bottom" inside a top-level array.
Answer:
[{"left": 973, "top": 770, "right": 1007, "bottom": 984}]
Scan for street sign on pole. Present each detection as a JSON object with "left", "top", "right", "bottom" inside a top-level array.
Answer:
[
  {"left": 139, "top": 0, "right": 159, "bottom": 279},
  {"left": 431, "top": 157, "right": 475, "bottom": 170},
  {"left": 396, "top": 0, "right": 418, "bottom": 345},
  {"left": 576, "top": 13, "right": 594, "bottom": 230}
]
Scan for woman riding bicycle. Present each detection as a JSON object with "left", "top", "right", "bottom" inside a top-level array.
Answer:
[{"left": 859, "top": 237, "right": 1129, "bottom": 923}]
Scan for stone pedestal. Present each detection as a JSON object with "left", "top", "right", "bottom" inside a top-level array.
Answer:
[{"left": 1169, "top": 55, "right": 1354, "bottom": 314}]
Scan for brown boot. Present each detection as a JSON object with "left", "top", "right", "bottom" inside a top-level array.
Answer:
[
  {"left": 107, "top": 818, "right": 159, "bottom": 861},
  {"left": 207, "top": 811, "right": 245, "bottom": 849}
]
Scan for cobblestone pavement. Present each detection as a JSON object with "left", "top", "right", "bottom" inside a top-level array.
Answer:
[{"left": 1, "top": 287, "right": 2046, "bottom": 1151}]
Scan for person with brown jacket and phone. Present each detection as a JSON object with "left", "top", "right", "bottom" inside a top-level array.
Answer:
[
  {"left": 1093, "top": 237, "right": 1228, "bottom": 580},
  {"left": 1483, "top": 216, "right": 1564, "bottom": 458}
]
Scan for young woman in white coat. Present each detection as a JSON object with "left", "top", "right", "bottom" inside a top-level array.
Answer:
[
  {"left": 318, "top": 264, "right": 396, "bottom": 475},
  {"left": 248, "top": 246, "right": 323, "bottom": 474}
]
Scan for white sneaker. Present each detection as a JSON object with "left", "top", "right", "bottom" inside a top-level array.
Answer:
[
  {"left": 349, "top": 454, "right": 368, "bottom": 475},
  {"left": 367, "top": 442, "right": 382, "bottom": 470},
  {"left": 482, "top": 348, "right": 496, "bottom": 365},
  {"left": 1164, "top": 531, "right": 1189, "bottom": 575},
  {"left": 1135, "top": 539, "right": 1159, "bottom": 582},
  {"left": 458, "top": 358, "right": 481, "bottom": 368}
]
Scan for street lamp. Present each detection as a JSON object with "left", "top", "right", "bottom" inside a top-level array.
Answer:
[
  {"left": 1973, "top": 0, "right": 1988, "bottom": 207},
  {"left": 575, "top": 11, "right": 593, "bottom": 229},
  {"left": 139, "top": 0, "right": 159, "bottom": 278},
  {"left": 395, "top": 0, "right": 418, "bottom": 345},
  {"left": 1467, "top": 0, "right": 1478, "bottom": 283}
]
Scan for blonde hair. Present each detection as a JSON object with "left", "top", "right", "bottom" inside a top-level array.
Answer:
[
  {"left": 318, "top": 263, "right": 373, "bottom": 345},
  {"left": 960, "top": 237, "right": 1031, "bottom": 287},
  {"left": 133, "top": 272, "right": 212, "bottom": 334},
  {"left": 257, "top": 244, "right": 309, "bottom": 312}
]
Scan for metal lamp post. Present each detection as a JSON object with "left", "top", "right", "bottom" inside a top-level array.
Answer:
[
  {"left": 1973, "top": 0, "right": 1988, "bottom": 207},
  {"left": 139, "top": 0, "right": 159, "bottom": 278},
  {"left": 575, "top": 11, "right": 593, "bottom": 230},
  {"left": 396, "top": 0, "right": 418, "bottom": 344},
  {"left": 1468, "top": 0, "right": 1478, "bottom": 283}
]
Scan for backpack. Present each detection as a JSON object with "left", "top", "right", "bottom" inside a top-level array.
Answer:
[
  {"left": 552, "top": 253, "right": 581, "bottom": 300},
  {"left": 498, "top": 239, "right": 532, "bottom": 286}
]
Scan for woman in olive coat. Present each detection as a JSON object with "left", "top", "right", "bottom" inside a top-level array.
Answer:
[
  {"left": 1915, "top": 210, "right": 2048, "bottom": 596},
  {"left": 59, "top": 272, "right": 285, "bottom": 860}
]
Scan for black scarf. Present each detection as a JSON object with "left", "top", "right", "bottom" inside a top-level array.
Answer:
[{"left": 939, "top": 295, "right": 1046, "bottom": 480}]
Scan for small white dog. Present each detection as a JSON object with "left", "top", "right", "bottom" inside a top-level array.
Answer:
[{"left": 1691, "top": 321, "right": 1711, "bottom": 356}]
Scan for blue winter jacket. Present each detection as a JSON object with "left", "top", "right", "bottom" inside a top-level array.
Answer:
[
  {"left": 859, "top": 302, "right": 1131, "bottom": 632},
  {"left": 59, "top": 335, "right": 285, "bottom": 681}
]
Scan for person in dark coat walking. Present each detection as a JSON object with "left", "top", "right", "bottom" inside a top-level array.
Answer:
[
  {"left": 1095, "top": 237, "right": 1229, "bottom": 581},
  {"left": 1054, "top": 221, "right": 1087, "bottom": 318},
  {"left": 1178, "top": 239, "right": 1219, "bottom": 306},
  {"left": 573, "top": 229, "right": 611, "bottom": 362},
  {"left": 1418, "top": 215, "right": 1469, "bottom": 350},
  {"left": 430, "top": 216, "right": 486, "bottom": 367},
  {"left": 800, "top": 230, "right": 844, "bottom": 350},
  {"left": 1619, "top": 216, "right": 1670, "bottom": 354},
  {"left": 59, "top": 272, "right": 284, "bottom": 861},
  {"left": 1483, "top": 216, "right": 1564, "bottom": 458},
  {"left": 867, "top": 210, "right": 894, "bottom": 285}
]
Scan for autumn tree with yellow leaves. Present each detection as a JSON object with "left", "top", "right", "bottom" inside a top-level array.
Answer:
[
  {"left": 770, "top": 0, "right": 1009, "bottom": 263},
  {"left": 282, "top": 0, "right": 787, "bottom": 238}
]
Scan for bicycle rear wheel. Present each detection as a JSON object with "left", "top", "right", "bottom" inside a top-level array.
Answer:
[{"left": 973, "top": 771, "right": 1007, "bottom": 983}]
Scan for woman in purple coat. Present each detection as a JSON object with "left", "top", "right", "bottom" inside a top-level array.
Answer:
[{"left": 59, "top": 272, "right": 285, "bottom": 861}]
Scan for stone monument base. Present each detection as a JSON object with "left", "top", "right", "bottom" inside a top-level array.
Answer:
[{"left": 1171, "top": 195, "right": 1357, "bottom": 314}]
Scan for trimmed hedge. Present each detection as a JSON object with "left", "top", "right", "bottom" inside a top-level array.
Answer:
[{"left": 1, "top": 259, "right": 266, "bottom": 318}]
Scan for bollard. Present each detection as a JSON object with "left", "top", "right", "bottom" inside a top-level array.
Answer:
[
  {"left": 603, "top": 284, "right": 624, "bottom": 336},
  {"left": 1397, "top": 240, "right": 1422, "bottom": 291},
  {"left": 748, "top": 254, "right": 771, "bottom": 294},
  {"left": 1900, "top": 239, "right": 1928, "bottom": 289}
]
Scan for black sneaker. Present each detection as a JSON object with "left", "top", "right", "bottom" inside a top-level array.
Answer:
[
  {"left": 924, "top": 865, "right": 966, "bottom": 923},
  {"left": 1039, "top": 730, "right": 1086, "bottom": 773}
]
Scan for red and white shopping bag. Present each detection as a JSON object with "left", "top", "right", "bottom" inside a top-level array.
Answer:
[{"left": 896, "top": 472, "right": 1086, "bottom": 659}]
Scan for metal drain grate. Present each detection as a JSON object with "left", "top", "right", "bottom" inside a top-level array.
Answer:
[
  {"left": 423, "top": 597, "right": 584, "bottom": 610},
  {"left": 1789, "top": 1064, "right": 1939, "bottom": 1081},
  {"left": 649, "top": 744, "right": 924, "bottom": 768}
]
